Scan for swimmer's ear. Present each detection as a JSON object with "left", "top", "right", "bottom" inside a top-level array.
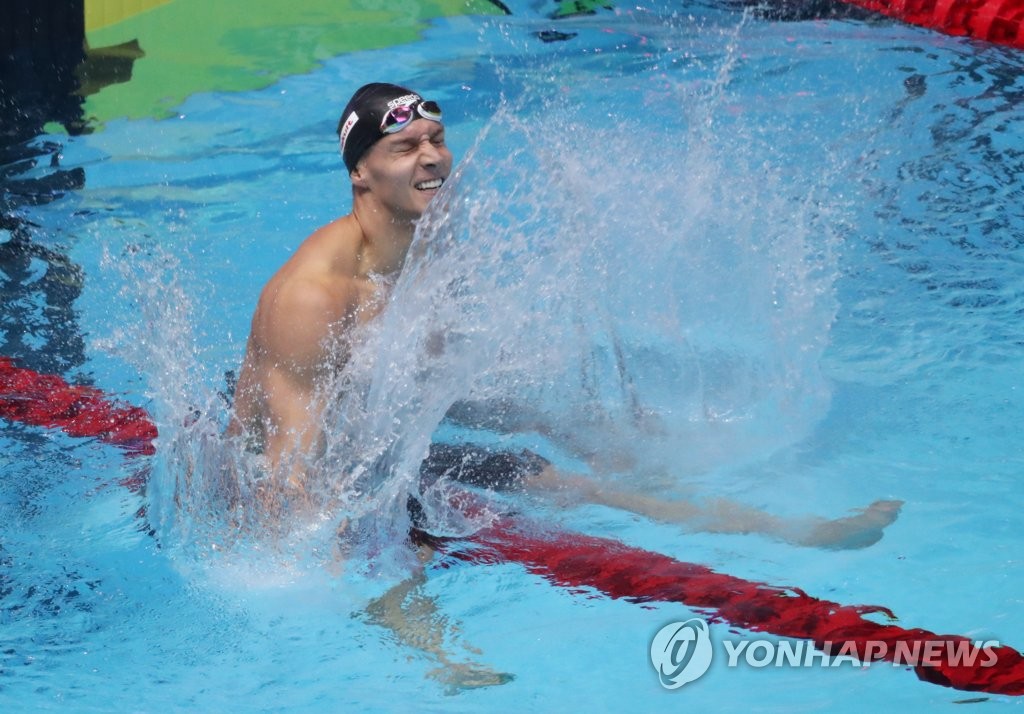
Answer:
[{"left": 349, "top": 164, "right": 368, "bottom": 188}]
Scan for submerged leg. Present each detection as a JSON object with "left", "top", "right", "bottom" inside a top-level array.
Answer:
[
  {"left": 364, "top": 545, "right": 514, "bottom": 694},
  {"left": 524, "top": 466, "right": 901, "bottom": 550}
]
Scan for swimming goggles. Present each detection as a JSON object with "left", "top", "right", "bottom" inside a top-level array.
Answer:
[{"left": 379, "top": 100, "right": 442, "bottom": 135}]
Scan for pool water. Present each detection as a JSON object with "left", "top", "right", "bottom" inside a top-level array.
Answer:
[{"left": 2, "top": 1, "right": 1024, "bottom": 711}]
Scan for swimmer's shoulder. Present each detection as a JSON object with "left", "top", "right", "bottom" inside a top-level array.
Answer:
[
  {"left": 252, "top": 220, "right": 361, "bottom": 331},
  {"left": 264, "top": 214, "right": 362, "bottom": 294},
  {"left": 310, "top": 214, "right": 362, "bottom": 257},
  {"left": 248, "top": 275, "right": 360, "bottom": 373}
]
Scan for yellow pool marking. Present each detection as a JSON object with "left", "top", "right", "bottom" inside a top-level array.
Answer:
[{"left": 86, "top": 0, "right": 173, "bottom": 32}]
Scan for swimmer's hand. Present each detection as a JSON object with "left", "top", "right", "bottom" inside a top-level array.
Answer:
[
  {"left": 428, "top": 663, "right": 515, "bottom": 695},
  {"left": 793, "top": 500, "right": 903, "bottom": 550}
]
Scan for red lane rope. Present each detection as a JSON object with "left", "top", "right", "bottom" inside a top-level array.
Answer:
[
  {"left": 442, "top": 517, "right": 1024, "bottom": 695},
  {"left": 0, "top": 357, "right": 157, "bottom": 454},
  {"left": 838, "top": 0, "right": 1024, "bottom": 48},
  {"left": 2, "top": 356, "right": 1023, "bottom": 696}
]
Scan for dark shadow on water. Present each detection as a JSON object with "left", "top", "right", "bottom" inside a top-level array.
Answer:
[{"left": 0, "top": 0, "right": 139, "bottom": 377}]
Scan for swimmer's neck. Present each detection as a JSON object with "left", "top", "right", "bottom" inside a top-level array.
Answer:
[{"left": 349, "top": 206, "right": 417, "bottom": 276}]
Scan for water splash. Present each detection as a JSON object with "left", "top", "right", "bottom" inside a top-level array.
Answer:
[
  {"left": 96, "top": 245, "right": 225, "bottom": 548},
  {"left": 306, "top": 68, "right": 848, "bottom": 568},
  {"left": 105, "top": 30, "right": 860, "bottom": 576}
]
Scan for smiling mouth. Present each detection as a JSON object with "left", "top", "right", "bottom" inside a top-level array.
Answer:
[{"left": 415, "top": 178, "right": 444, "bottom": 190}]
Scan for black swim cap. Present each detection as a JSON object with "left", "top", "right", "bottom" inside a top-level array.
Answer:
[{"left": 337, "top": 82, "right": 425, "bottom": 174}]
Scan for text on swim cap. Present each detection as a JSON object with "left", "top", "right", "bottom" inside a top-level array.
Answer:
[
  {"left": 386, "top": 93, "right": 422, "bottom": 109},
  {"left": 339, "top": 110, "right": 359, "bottom": 151}
]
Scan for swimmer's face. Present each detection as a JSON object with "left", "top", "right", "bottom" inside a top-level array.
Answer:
[{"left": 353, "top": 119, "right": 452, "bottom": 222}]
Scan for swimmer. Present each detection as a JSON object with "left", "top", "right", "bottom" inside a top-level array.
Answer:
[
  {"left": 228, "top": 83, "right": 514, "bottom": 691},
  {"left": 228, "top": 83, "right": 452, "bottom": 489},
  {"left": 228, "top": 82, "right": 900, "bottom": 689}
]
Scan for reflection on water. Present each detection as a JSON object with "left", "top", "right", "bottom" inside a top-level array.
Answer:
[{"left": 0, "top": 0, "right": 86, "bottom": 370}]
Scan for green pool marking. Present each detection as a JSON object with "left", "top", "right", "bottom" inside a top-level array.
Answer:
[
  {"left": 550, "top": 0, "right": 614, "bottom": 18},
  {"left": 82, "top": 0, "right": 504, "bottom": 125}
]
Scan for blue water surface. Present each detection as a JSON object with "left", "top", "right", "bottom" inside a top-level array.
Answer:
[{"left": 2, "top": 2, "right": 1024, "bottom": 712}]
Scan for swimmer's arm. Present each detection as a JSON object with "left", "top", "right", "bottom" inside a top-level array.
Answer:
[
  {"left": 254, "top": 277, "right": 357, "bottom": 490},
  {"left": 226, "top": 330, "right": 272, "bottom": 445},
  {"left": 261, "top": 366, "right": 323, "bottom": 488}
]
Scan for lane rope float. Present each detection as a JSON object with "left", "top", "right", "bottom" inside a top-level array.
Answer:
[{"left": 836, "top": 0, "right": 1024, "bottom": 48}]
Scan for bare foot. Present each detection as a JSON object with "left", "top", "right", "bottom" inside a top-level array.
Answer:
[
  {"left": 796, "top": 500, "right": 903, "bottom": 550},
  {"left": 428, "top": 663, "right": 515, "bottom": 695}
]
